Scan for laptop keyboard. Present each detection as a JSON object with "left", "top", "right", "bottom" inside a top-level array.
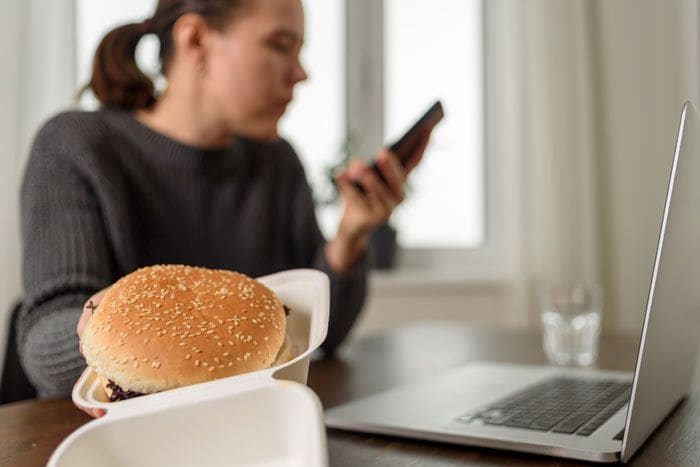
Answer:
[{"left": 456, "top": 377, "right": 631, "bottom": 437}]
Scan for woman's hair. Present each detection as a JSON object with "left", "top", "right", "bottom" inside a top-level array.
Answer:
[{"left": 86, "top": 0, "right": 250, "bottom": 110}]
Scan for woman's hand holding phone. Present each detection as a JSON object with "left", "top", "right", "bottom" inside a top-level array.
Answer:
[{"left": 324, "top": 126, "right": 433, "bottom": 273}]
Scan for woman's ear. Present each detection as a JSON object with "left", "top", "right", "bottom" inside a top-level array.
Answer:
[{"left": 171, "top": 13, "right": 212, "bottom": 70}]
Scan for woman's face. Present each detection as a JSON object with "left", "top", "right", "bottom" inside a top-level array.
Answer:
[{"left": 204, "top": 0, "right": 307, "bottom": 140}]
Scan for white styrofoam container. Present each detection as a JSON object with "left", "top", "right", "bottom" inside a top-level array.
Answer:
[{"left": 48, "top": 269, "right": 330, "bottom": 467}]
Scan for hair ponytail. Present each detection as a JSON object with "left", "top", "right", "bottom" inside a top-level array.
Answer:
[
  {"left": 87, "top": 21, "right": 156, "bottom": 110},
  {"left": 83, "top": 1, "right": 251, "bottom": 110}
]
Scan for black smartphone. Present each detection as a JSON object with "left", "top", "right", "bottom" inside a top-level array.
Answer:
[{"left": 353, "top": 100, "right": 444, "bottom": 193}]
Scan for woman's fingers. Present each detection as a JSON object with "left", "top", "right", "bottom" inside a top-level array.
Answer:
[
  {"left": 358, "top": 168, "right": 398, "bottom": 215},
  {"left": 78, "top": 287, "right": 111, "bottom": 353},
  {"left": 76, "top": 404, "right": 106, "bottom": 418},
  {"left": 375, "top": 150, "right": 406, "bottom": 202},
  {"left": 335, "top": 170, "right": 367, "bottom": 207}
]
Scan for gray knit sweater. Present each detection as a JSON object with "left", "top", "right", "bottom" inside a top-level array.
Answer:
[{"left": 19, "top": 109, "right": 367, "bottom": 399}]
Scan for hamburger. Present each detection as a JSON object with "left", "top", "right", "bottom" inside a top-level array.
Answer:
[{"left": 80, "top": 264, "right": 294, "bottom": 401}]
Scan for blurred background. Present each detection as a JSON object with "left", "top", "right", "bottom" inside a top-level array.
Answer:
[{"left": 1, "top": 0, "right": 698, "bottom": 369}]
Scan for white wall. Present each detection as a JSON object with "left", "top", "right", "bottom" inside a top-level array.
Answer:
[
  {"left": 0, "top": 0, "right": 76, "bottom": 375},
  {"left": 0, "top": 0, "right": 23, "bottom": 373}
]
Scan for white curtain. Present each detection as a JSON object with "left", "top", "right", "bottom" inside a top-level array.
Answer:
[
  {"left": 0, "top": 0, "right": 76, "bottom": 373},
  {"left": 519, "top": 1, "right": 602, "bottom": 320},
  {"left": 488, "top": 0, "right": 699, "bottom": 329},
  {"left": 486, "top": 0, "right": 601, "bottom": 324}
]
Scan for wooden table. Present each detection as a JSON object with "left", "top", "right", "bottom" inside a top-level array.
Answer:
[{"left": 1, "top": 322, "right": 698, "bottom": 466}]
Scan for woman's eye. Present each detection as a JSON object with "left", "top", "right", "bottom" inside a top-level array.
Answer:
[{"left": 268, "top": 39, "right": 294, "bottom": 53}]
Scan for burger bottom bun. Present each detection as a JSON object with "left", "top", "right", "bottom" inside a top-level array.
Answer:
[
  {"left": 272, "top": 334, "right": 295, "bottom": 366},
  {"left": 97, "top": 333, "right": 295, "bottom": 401}
]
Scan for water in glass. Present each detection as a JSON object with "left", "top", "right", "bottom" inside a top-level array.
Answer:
[{"left": 540, "top": 285, "right": 602, "bottom": 366}]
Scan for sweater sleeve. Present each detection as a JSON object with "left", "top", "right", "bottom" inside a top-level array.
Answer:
[
  {"left": 18, "top": 116, "right": 114, "bottom": 398},
  {"left": 284, "top": 146, "right": 368, "bottom": 354}
]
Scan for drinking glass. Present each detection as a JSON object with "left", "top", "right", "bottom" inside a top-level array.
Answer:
[{"left": 539, "top": 284, "right": 603, "bottom": 366}]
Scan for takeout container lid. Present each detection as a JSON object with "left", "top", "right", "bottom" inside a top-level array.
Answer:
[{"left": 48, "top": 269, "right": 330, "bottom": 467}]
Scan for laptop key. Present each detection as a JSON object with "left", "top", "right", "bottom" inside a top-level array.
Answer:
[
  {"left": 552, "top": 423, "right": 583, "bottom": 434},
  {"left": 501, "top": 419, "right": 550, "bottom": 430},
  {"left": 575, "top": 391, "right": 631, "bottom": 436},
  {"left": 459, "top": 378, "right": 631, "bottom": 435},
  {"left": 482, "top": 414, "right": 514, "bottom": 425}
]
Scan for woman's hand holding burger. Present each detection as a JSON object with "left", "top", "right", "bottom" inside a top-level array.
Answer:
[{"left": 76, "top": 287, "right": 110, "bottom": 418}]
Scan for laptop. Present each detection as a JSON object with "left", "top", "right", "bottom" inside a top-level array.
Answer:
[{"left": 324, "top": 101, "right": 700, "bottom": 463}]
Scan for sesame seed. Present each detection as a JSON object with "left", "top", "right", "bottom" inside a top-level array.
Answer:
[
  {"left": 144, "top": 338, "right": 150, "bottom": 343},
  {"left": 202, "top": 362, "right": 208, "bottom": 367},
  {"left": 195, "top": 360, "right": 200, "bottom": 366},
  {"left": 223, "top": 352, "right": 229, "bottom": 357},
  {"left": 214, "top": 357, "right": 220, "bottom": 363},
  {"left": 134, "top": 361, "right": 139, "bottom": 368},
  {"left": 185, "top": 354, "right": 191, "bottom": 360},
  {"left": 179, "top": 342, "right": 186, "bottom": 346},
  {"left": 151, "top": 361, "right": 161, "bottom": 369},
  {"left": 208, "top": 367, "right": 215, "bottom": 372}
]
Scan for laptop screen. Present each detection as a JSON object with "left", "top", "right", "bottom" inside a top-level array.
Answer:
[{"left": 621, "top": 101, "right": 700, "bottom": 462}]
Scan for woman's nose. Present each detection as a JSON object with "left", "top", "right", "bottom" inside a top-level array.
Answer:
[{"left": 292, "top": 59, "right": 308, "bottom": 84}]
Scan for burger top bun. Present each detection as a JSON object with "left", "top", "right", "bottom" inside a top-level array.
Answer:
[{"left": 81, "top": 265, "right": 288, "bottom": 394}]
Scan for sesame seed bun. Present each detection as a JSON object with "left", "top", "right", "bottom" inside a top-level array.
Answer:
[{"left": 81, "top": 265, "right": 290, "bottom": 397}]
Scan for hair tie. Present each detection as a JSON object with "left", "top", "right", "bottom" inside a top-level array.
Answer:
[{"left": 139, "top": 19, "right": 154, "bottom": 35}]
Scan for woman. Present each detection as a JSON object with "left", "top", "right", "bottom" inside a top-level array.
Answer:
[{"left": 18, "top": 0, "right": 431, "bottom": 407}]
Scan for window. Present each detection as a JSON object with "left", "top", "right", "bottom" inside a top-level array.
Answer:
[
  {"left": 384, "top": 0, "right": 484, "bottom": 249},
  {"left": 277, "top": 0, "right": 344, "bottom": 239},
  {"left": 76, "top": 1, "right": 497, "bottom": 276},
  {"left": 346, "top": 1, "right": 497, "bottom": 277}
]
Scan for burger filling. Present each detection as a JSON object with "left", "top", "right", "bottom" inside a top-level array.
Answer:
[{"left": 106, "top": 380, "right": 144, "bottom": 401}]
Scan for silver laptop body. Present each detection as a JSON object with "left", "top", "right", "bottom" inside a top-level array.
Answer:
[{"left": 325, "top": 102, "right": 700, "bottom": 463}]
